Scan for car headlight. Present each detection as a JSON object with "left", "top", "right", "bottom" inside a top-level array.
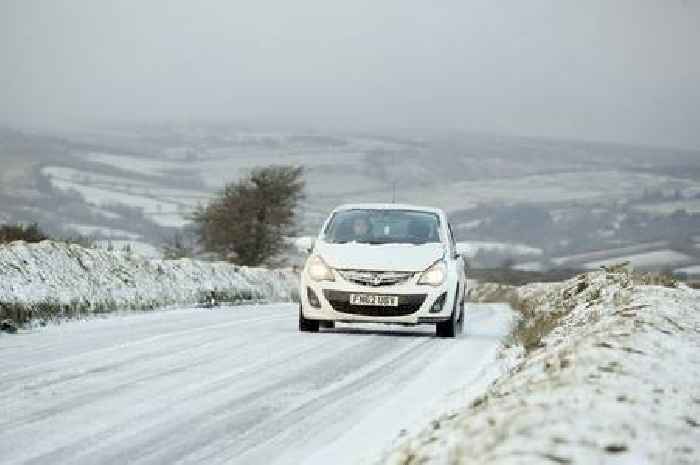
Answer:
[
  {"left": 306, "top": 255, "right": 335, "bottom": 282},
  {"left": 419, "top": 260, "right": 446, "bottom": 286}
]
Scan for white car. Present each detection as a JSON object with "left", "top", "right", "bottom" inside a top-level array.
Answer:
[{"left": 299, "top": 203, "right": 467, "bottom": 337}]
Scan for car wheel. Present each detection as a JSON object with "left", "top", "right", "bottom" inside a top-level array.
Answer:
[
  {"left": 436, "top": 313, "right": 457, "bottom": 337},
  {"left": 299, "top": 304, "right": 319, "bottom": 332},
  {"left": 457, "top": 300, "right": 465, "bottom": 334},
  {"left": 436, "top": 287, "right": 463, "bottom": 338},
  {"left": 436, "top": 304, "right": 458, "bottom": 338}
]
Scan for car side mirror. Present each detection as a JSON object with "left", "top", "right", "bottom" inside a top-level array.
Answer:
[
  {"left": 296, "top": 237, "right": 316, "bottom": 255},
  {"left": 306, "top": 239, "right": 316, "bottom": 254}
]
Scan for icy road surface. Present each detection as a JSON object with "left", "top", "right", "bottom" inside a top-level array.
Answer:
[{"left": 0, "top": 303, "right": 513, "bottom": 465}]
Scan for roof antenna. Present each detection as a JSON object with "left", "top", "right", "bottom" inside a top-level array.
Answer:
[{"left": 391, "top": 152, "right": 397, "bottom": 203}]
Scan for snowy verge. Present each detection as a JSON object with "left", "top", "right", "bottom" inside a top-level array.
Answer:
[
  {"left": 381, "top": 268, "right": 700, "bottom": 464},
  {"left": 0, "top": 241, "right": 299, "bottom": 324}
]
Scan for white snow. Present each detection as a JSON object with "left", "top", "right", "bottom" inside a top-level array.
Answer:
[
  {"left": 0, "top": 303, "right": 514, "bottom": 465},
  {"left": 386, "top": 171, "right": 696, "bottom": 211},
  {"left": 50, "top": 179, "right": 187, "bottom": 227},
  {"left": 65, "top": 224, "right": 141, "bottom": 240},
  {"left": 633, "top": 199, "right": 700, "bottom": 215},
  {"left": 513, "top": 260, "right": 545, "bottom": 271},
  {"left": 0, "top": 241, "right": 298, "bottom": 319},
  {"left": 453, "top": 219, "right": 482, "bottom": 231},
  {"left": 42, "top": 165, "right": 153, "bottom": 189},
  {"left": 87, "top": 152, "right": 176, "bottom": 177},
  {"left": 583, "top": 249, "right": 693, "bottom": 270},
  {"left": 456, "top": 241, "right": 543, "bottom": 258},
  {"left": 552, "top": 241, "right": 669, "bottom": 267},
  {"left": 380, "top": 269, "right": 700, "bottom": 465},
  {"left": 92, "top": 240, "right": 162, "bottom": 259}
]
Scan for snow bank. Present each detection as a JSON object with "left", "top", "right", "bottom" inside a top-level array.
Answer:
[
  {"left": 382, "top": 268, "right": 700, "bottom": 464},
  {"left": 0, "top": 241, "right": 299, "bottom": 323}
]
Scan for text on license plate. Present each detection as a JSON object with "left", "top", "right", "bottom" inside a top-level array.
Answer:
[{"left": 349, "top": 294, "right": 399, "bottom": 307}]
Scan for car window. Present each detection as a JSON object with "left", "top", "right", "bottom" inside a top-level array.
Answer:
[{"left": 324, "top": 209, "right": 441, "bottom": 245}]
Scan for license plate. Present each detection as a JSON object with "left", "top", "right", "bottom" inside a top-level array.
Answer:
[{"left": 349, "top": 294, "right": 399, "bottom": 307}]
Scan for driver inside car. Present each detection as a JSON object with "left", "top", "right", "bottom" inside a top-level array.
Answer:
[{"left": 351, "top": 216, "right": 373, "bottom": 242}]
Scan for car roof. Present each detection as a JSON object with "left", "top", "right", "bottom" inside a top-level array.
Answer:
[{"left": 332, "top": 203, "right": 445, "bottom": 216}]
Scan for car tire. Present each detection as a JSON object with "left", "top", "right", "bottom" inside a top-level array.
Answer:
[
  {"left": 299, "top": 305, "right": 319, "bottom": 332},
  {"left": 457, "top": 299, "right": 465, "bottom": 335},
  {"left": 437, "top": 285, "right": 465, "bottom": 338},
  {"left": 436, "top": 314, "right": 457, "bottom": 337},
  {"left": 436, "top": 303, "right": 458, "bottom": 339}
]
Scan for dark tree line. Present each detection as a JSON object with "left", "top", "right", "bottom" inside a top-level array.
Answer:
[{"left": 0, "top": 223, "right": 48, "bottom": 244}]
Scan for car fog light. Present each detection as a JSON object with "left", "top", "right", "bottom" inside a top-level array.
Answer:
[
  {"left": 430, "top": 292, "right": 447, "bottom": 313},
  {"left": 307, "top": 287, "right": 321, "bottom": 308}
]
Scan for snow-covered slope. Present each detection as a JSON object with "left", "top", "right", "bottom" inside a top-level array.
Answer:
[
  {"left": 0, "top": 241, "right": 299, "bottom": 323},
  {"left": 382, "top": 268, "right": 700, "bottom": 464}
]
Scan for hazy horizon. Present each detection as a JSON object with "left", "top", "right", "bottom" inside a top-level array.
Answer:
[{"left": 2, "top": 0, "right": 700, "bottom": 150}]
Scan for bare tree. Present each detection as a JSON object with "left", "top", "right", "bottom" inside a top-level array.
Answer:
[{"left": 193, "top": 165, "right": 304, "bottom": 266}]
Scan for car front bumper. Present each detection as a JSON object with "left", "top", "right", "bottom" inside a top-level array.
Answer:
[{"left": 300, "top": 272, "right": 457, "bottom": 325}]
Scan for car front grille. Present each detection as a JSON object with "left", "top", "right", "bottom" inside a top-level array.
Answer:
[
  {"left": 323, "top": 290, "right": 426, "bottom": 317},
  {"left": 338, "top": 270, "right": 415, "bottom": 287}
]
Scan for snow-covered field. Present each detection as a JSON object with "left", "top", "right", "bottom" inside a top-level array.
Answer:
[
  {"left": 0, "top": 303, "right": 514, "bottom": 465},
  {"left": 583, "top": 249, "right": 695, "bottom": 270},
  {"left": 551, "top": 241, "right": 669, "bottom": 267},
  {"left": 456, "top": 241, "right": 543, "bottom": 259},
  {"left": 381, "top": 269, "right": 700, "bottom": 464},
  {"left": 48, "top": 173, "right": 189, "bottom": 228},
  {"left": 633, "top": 199, "right": 700, "bottom": 215},
  {"left": 378, "top": 171, "right": 697, "bottom": 212},
  {"left": 0, "top": 241, "right": 298, "bottom": 321},
  {"left": 65, "top": 224, "right": 141, "bottom": 240}
]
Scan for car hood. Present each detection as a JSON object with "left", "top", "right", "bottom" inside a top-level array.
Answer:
[{"left": 314, "top": 241, "right": 445, "bottom": 272}]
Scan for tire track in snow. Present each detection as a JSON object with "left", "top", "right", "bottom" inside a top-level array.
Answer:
[
  {"left": 1, "top": 311, "right": 290, "bottom": 383},
  {"left": 29, "top": 334, "right": 409, "bottom": 465},
  {"left": 0, "top": 303, "right": 514, "bottom": 465}
]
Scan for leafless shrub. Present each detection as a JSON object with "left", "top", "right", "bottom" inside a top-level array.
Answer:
[{"left": 633, "top": 271, "right": 678, "bottom": 288}]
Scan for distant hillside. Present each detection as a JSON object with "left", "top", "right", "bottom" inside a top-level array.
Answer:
[{"left": 2, "top": 125, "right": 700, "bottom": 272}]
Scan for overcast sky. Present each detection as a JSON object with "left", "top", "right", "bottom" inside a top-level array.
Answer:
[{"left": 2, "top": 0, "right": 699, "bottom": 148}]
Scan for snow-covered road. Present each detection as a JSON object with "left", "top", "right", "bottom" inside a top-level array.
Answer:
[{"left": 0, "top": 303, "right": 513, "bottom": 465}]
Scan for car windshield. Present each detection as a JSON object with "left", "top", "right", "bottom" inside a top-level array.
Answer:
[{"left": 324, "top": 209, "right": 441, "bottom": 245}]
